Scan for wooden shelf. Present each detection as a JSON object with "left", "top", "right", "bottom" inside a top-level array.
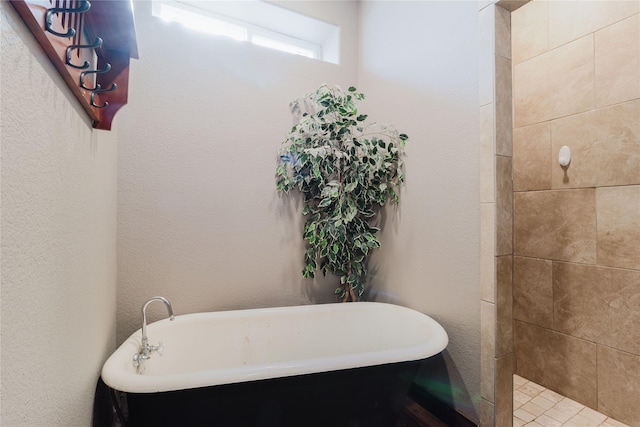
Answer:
[{"left": 10, "top": 0, "right": 138, "bottom": 130}]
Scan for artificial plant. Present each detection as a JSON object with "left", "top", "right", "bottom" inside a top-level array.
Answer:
[{"left": 276, "top": 84, "right": 407, "bottom": 302}]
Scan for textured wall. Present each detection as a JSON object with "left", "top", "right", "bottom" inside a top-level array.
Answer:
[
  {"left": 116, "top": 1, "right": 359, "bottom": 343},
  {"left": 0, "top": 3, "right": 118, "bottom": 426},
  {"left": 358, "top": 1, "right": 481, "bottom": 422},
  {"left": 511, "top": 1, "right": 640, "bottom": 425}
]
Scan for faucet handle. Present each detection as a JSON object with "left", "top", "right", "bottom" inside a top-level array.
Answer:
[
  {"left": 133, "top": 352, "right": 149, "bottom": 367},
  {"left": 156, "top": 342, "right": 165, "bottom": 356}
]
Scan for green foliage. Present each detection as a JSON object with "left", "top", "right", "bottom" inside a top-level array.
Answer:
[{"left": 276, "top": 84, "right": 407, "bottom": 302}]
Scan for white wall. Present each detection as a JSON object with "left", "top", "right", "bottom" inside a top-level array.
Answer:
[
  {"left": 116, "top": 1, "right": 359, "bottom": 343},
  {"left": 0, "top": 4, "right": 118, "bottom": 425},
  {"left": 358, "top": 1, "right": 481, "bottom": 421}
]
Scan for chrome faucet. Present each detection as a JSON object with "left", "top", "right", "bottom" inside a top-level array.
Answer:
[{"left": 133, "top": 296, "right": 175, "bottom": 369}]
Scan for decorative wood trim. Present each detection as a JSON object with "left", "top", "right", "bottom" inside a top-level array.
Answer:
[
  {"left": 9, "top": 0, "right": 137, "bottom": 130},
  {"left": 407, "top": 386, "right": 478, "bottom": 427},
  {"left": 395, "top": 397, "right": 451, "bottom": 427}
]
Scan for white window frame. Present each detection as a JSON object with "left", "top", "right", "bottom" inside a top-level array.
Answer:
[{"left": 152, "top": 1, "right": 339, "bottom": 63}]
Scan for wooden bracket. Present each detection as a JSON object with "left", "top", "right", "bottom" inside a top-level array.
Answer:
[{"left": 10, "top": 0, "right": 138, "bottom": 130}]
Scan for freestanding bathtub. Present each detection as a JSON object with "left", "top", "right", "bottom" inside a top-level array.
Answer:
[{"left": 102, "top": 302, "right": 448, "bottom": 427}]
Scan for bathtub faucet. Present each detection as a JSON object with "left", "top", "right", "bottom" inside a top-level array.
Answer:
[{"left": 133, "top": 296, "right": 175, "bottom": 368}]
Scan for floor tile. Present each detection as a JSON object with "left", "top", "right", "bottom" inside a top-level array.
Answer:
[
  {"left": 577, "top": 406, "right": 607, "bottom": 425},
  {"left": 521, "top": 401, "right": 547, "bottom": 418},
  {"left": 555, "top": 397, "right": 585, "bottom": 412},
  {"left": 529, "top": 395, "right": 555, "bottom": 412},
  {"left": 514, "top": 416, "right": 527, "bottom": 427},
  {"left": 514, "top": 389, "right": 533, "bottom": 409},
  {"left": 513, "top": 376, "right": 629, "bottom": 427},
  {"left": 601, "top": 418, "right": 631, "bottom": 427},
  {"left": 543, "top": 406, "right": 579, "bottom": 424},
  {"left": 514, "top": 374, "right": 528, "bottom": 388},
  {"left": 532, "top": 414, "right": 562, "bottom": 427},
  {"left": 518, "top": 381, "right": 545, "bottom": 397},
  {"left": 539, "top": 389, "right": 563, "bottom": 404},
  {"left": 514, "top": 408, "right": 537, "bottom": 423}
]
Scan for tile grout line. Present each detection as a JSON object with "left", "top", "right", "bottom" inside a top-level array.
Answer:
[{"left": 513, "top": 375, "right": 631, "bottom": 427}]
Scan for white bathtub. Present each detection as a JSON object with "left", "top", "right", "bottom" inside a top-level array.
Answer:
[
  {"left": 102, "top": 302, "right": 448, "bottom": 426},
  {"left": 102, "top": 302, "right": 447, "bottom": 393}
]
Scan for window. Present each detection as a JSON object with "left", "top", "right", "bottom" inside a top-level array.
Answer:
[{"left": 152, "top": 1, "right": 340, "bottom": 64}]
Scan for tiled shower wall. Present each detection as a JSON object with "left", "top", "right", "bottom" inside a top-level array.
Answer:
[
  {"left": 511, "top": 1, "right": 640, "bottom": 426},
  {"left": 479, "top": 1, "right": 516, "bottom": 425}
]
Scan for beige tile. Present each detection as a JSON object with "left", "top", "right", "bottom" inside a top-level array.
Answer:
[
  {"left": 533, "top": 414, "right": 562, "bottom": 427},
  {"left": 513, "top": 122, "right": 551, "bottom": 192},
  {"left": 496, "top": 353, "right": 514, "bottom": 426},
  {"left": 602, "top": 417, "right": 632, "bottom": 427},
  {"left": 548, "top": 0, "right": 639, "bottom": 49},
  {"left": 496, "top": 0, "right": 530, "bottom": 13},
  {"left": 556, "top": 397, "right": 586, "bottom": 412},
  {"left": 479, "top": 4, "right": 496, "bottom": 106},
  {"left": 514, "top": 189, "right": 596, "bottom": 263},
  {"left": 513, "top": 416, "right": 527, "bottom": 427},
  {"left": 495, "top": 56, "right": 513, "bottom": 156},
  {"left": 514, "top": 321, "right": 597, "bottom": 408},
  {"left": 530, "top": 395, "right": 555, "bottom": 411},
  {"left": 595, "top": 13, "right": 640, "bottom": 108},
  {"left": 511, "top": 0, "right": 548, "bottom": 65},
  {"left": 597, "top": 346, "right": 640, "bottom": 426},
  {"left": 514, "top": 374, "right": 528, "bottom": 388},
  {"left": 479, "top": 397, "right": 495, "bottom": 427},
  {"left": 525, "top": 381, "right": 544, "bottom": 394},
  {"left": 576, "top": 407, "right": 607, "bottom": 425},
  {"left": 553, "top": 262, "right": 640, "bottom": 355},
  {"left": 496, "top": 156, "right": 513, "bottom": 255},
  {"left": 539, "top": 388, "right": 564, "bottom": 405},
  {"left": 597, "top": 185, "right": 640, "bottom": 270},
  {"left": 563, "top": 414, "right": 596, "bottom": 427},
  {"left": 495, "top": 5, "right": 511, "bottom": 59},
  {"left": 496, "top": 255, "right": 513, "bottom": 357},
  {"left": 481, "top": 300, "right": 496, "bottom": 401},
  {"left": 521, "top": 400, "right": 546, "bottom": 418},
  {"left": 513, "top": 256, "right": 553, "bottom": 328},
  {"left": 543, "top": 406, "right": 580, "bottom": 424},
  {"left": 480, "top": 103, "right": 495, "bottom": 203},
  {"left": 514, "top": 35, "right": 594, "bottom": 127},
  {"left": 543, "top": 398, "right": 586, "bottom": 424},
  {"left": 550, "top": 100, "right": 640, "bottom": 189},
  {"left": 518, "top": 381, "right": 544, "bottom": 398},
  {"left": 514, "top": 407, "right": 536, "bottom": 423},
  {"left": 514, "top": 389, "right": 532, "bottom": 409},
  {"left": 481, "top": 203, "right": 496, "bottom": 302}
]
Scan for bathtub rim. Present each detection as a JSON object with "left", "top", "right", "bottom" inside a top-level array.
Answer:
[{"left": 102, "top": 302, "right": 449, "bottom": 394}]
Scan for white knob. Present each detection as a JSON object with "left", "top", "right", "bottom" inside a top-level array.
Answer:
[{"left": 559, "top": 145, "right": 571, "bottom": 167}]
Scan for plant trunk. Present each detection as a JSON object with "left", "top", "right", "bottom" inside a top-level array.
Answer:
[
  {"left": 341, "top": 285, "right": 356, "bottom": 302},
  {"left": 341, "top": 264, "right": 357, "bottom": 302}
]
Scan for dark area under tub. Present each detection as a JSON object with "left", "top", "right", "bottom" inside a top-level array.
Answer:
[{"left": 114, "top": 360, "right": 422, "bottom": 427}]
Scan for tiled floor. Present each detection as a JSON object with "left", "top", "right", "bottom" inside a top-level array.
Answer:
[{"left": 513, "top": 375, "right": 630, "bottom": 427}]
